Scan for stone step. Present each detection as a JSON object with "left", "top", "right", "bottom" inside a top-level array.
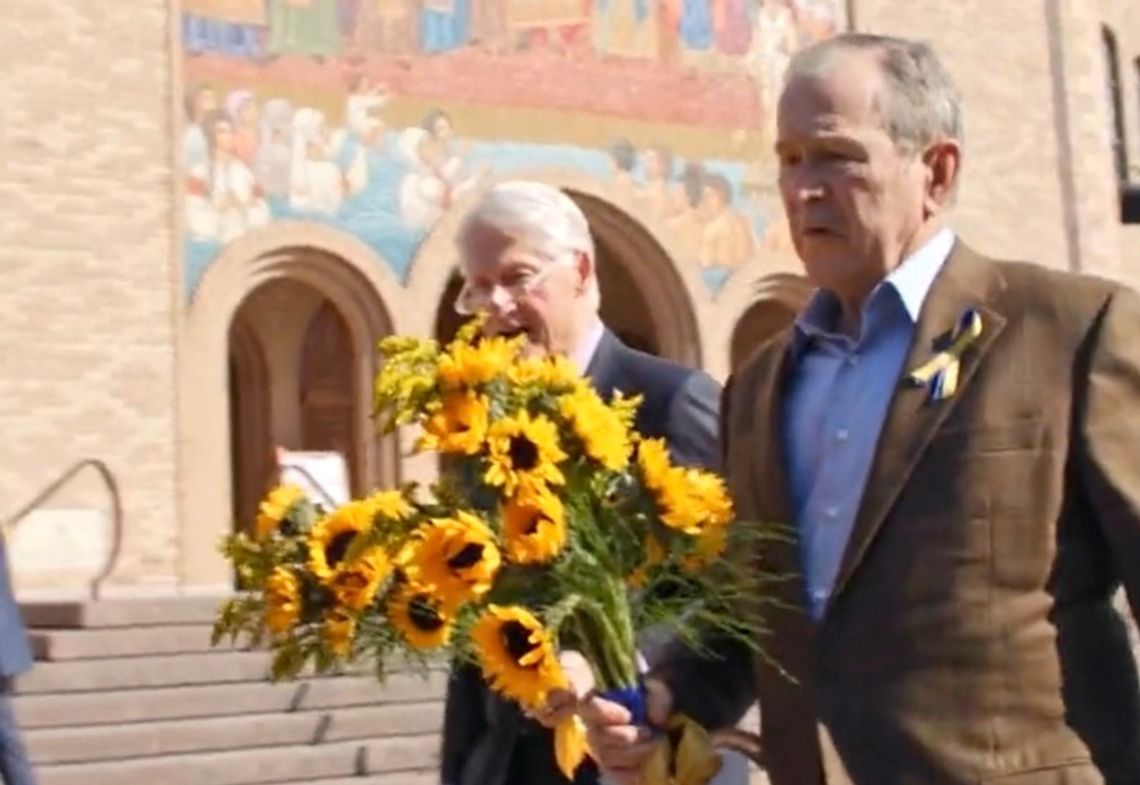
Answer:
[
  {"left": 21, "top": 595, "right": 231, "bottom": 629},
  {"left": 15, "top": 671, "right": 448, "bottom": 728},
  {"left": 36, "top": 735, "right": 439, "bottom": 785},
  {"left": 27, "top": 702, "right": 443, "bottom": 765},
  {"left": 30, "top": 623, "right": 229, "bottom": 660},
  {"left": 296, "top": 775, "right": 436, "bottom": 785},
  {"left": 17, "top": 650, "right": 275, "bottom": 693}
]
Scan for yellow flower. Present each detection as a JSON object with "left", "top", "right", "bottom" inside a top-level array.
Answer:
[
  {"left": 470, "top": 605, "right": 566, "bottom": 711},
  {"left": 253, "top": 484, "right": 306, "bottom": 540},
  {"left": 307, "top": 500, "right": 376, "bottom": 582},
  {"left": 322, "top": 610, "right": 356, "bottom": 657},
  {"left": 363, "top": 489, "right": 414, "bottom": 522},
  {"left": 416, "top": 390, "right": 489, "bottom": 455},
  {"left": 656, "top": 470, "right": 734, "bottom": 535},
  {"left": 263, "top": 568, "right": 301, "bottom": 636},
  {"left": 328, "top": 547, "right": 391, "bottom": 611},
  {"left": 681, "top": 526, "right": 728, "bottom": 573},
  {"left": 642, "top": 714, "right": 722, "bottom": 785},
  {"left": 485, "top": 411, "right": 567, "bottom": 496},
  {"left": 437, "top": 337, "right": 519, "bottom": 388},
  {"left": 388, "top": 582, "right": 452, "bottom": 650},
  {"left": 558, "top": 386, "right": 632, "bottom": 471},
  {"left": 398, "top": 512, "right": 501, "bottom": 612},
  {"left": 507, "top": 354, "right": 581, "bottom": 389},
  {"left": 637, "top": 439, "right": 673, "bottom": 492},
  {"left": 501, "top": 490, "right": 567, "bottom": 565},
  {"left": 554, "top": 716, "right": 589, "bottom": 779}
]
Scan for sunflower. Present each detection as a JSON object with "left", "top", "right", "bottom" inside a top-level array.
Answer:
[
  {"left": 307, "top": 499, "right": 376, "bottom": 582},
  {"left": 470, "top": 605, "right": 566, "bottom": 710},
  {"left": 363, "top": 489, "right": 414, "bottom": 522},
  {"left": 681, "top": 525, "right": 728, "bottom": 573},
  {"left": 322, "top": 610, "right": 356, "bottom": 657},
  {"left": 656, "top": 470, "right": 734, "bottom": 535},
  {"left": 636, "top": 438, "right": 673, "bottom": 492},
  {"left": 328, "top": 547, "right": 391, "bottom": 611},
  {"left": 501, "top": 489, "right": 567, "bottom": 565},
  {"left": 484, "top": 411, "right": 567, "bottom": 496},
  {"left": 506, "top": 354, "right": 581, "bottom": 390},
  {"left": 558, "top": 386, "right": 632, "bottom": 471},
  {"left": 437, "top": 336, "right": 519, "bottom": 388},
  {"left": 397, "top": 512, "right": 501, "bottom": 611},
  {"left": 253, "top": 484, "right": 306, "bottom": 540},
  {"left": 263, "top": 568, "right": 302, "bottom": 635},
  {"left": 387, "top": 581, "right": 452, "bottom": 649},
  {"left": 416, "top": 390, "right": 489, "bottom": 455}
]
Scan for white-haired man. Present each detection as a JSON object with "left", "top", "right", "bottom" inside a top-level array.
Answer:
[{"left": 439, "top": 180, "right": 723, "bottom": 785}]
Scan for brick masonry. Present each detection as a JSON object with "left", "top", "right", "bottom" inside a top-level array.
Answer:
[
  {"left": 0, "top": 0, "right": 1138, "bottom": 590},
  {"left": 0, "top": 0, "right": 180, "bottom": 588}
]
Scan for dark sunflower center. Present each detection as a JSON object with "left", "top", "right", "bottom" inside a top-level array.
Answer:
[
  {"left": 501, "top": 620, "right": 539, "bottom": 665},
  {"left": 508, "top": 435, "right": 540, "bottom": 470},
  {"left": 407, "top": 595, "right": 445, "bottom": 631},
  {"left": 447, "top": 542, "right": 484, "bottom": 570},
  {"left": 522, "top": 512, "right": 544, "bottom": 536},
  {"left": 324, "top": 531, "right": 357, "bottom": 569}
]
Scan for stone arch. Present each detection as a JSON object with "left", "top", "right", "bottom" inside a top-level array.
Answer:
[
  {"left": 227, "top": 313, "right": 271, "bottom": 537},
  {"left": 406, "top": 169, "right": 708, "bottom": 367},
  {"left": 178, "top": 222, "right": 405, "bottom": 588}
]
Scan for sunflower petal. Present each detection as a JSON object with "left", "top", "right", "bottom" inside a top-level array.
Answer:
[{"left": 554, "top": 716, "right": 589, "bottom": 780}]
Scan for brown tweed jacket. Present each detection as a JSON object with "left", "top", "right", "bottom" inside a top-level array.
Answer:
[{"left": 662, "top": 243, "right": 1140, "bottom": 785}]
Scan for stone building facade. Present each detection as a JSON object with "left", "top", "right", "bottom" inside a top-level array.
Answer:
[{"left": 1, "top": 0, "right": 1137, "bottom": 593}]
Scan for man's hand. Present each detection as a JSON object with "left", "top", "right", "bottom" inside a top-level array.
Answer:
[
  {"left": 529, "top": 650, "right": 595, "bottom": 729},
  {"left": 578, "top": 678, "right": 674, "bottom": 784}
]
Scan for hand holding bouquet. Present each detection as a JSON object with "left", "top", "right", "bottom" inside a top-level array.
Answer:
[{"left": 214, "top": 320, "right": 771, "bottom": 784}]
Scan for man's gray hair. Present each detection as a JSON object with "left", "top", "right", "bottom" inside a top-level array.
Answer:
[
  {"left": 457, "top": 180, "right": 600, "bottom": 309},
  {"left": 787, "top": 32, "right": 963, "bottom": 154}
]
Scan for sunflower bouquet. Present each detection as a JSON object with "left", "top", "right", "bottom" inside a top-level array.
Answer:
[{"left": 213, "top": 319, "right": 769, "bottom": 785}]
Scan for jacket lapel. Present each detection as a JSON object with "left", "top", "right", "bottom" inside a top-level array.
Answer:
[
  {"left": 737, "top": 332, "right": 806, "bottom": 607},
  {"left": 826, "top": 243, "right": 1008, "bottom": 612}
]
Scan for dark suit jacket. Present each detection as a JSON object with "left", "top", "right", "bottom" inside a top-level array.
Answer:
[
  {"left": 0, "top": 538, "right": 32, "bottom": 680},
  {"left": 440, "top": 328, "right": 722, "bottom": 785},
  {"left": 660, "top": 244, "right": 1140, "bottom": 785}
]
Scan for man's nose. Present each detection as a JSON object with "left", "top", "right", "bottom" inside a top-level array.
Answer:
[
  {"left": 784, "top": 165, "right": 827, "bottom": 203},
  {"left": 486, "top": 286, "right": 515, "bottom": 317}
]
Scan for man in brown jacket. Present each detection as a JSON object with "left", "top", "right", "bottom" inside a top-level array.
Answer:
[{"left": 577, "top": 32, "right": 1140, "bottom": 785}]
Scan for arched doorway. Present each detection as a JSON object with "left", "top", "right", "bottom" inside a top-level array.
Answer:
[
  {"left": 228, "top": 314, "right": 271, "bottom": 533},
  {"left": 181, "top": 226, "right": 405, "bottom": 587},
  {"left": 300, "top": 302, "right": 358, "bottom": 490},
  {"left": 431, "top": 190, "right": 698, "bottom": 363},
  {"left": 227, "top": 277, "right": 371, "bottom": 531}
]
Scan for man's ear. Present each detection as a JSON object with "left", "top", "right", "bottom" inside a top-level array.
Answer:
[
  {"left": 923, "top": 138, "right": 962, "bottom": 214},
  {"left": 574, "top": 251, "right": 595, "bottom": 295}
]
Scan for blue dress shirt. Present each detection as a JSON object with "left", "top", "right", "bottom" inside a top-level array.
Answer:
[{"left": 782, "top": 228, "right": 956, "bottom": 619}]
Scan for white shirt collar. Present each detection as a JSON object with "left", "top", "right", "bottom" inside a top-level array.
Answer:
[
  {"left": 571, "top": 318, "right": 606, "bottom": 374},
  {"left": 885, "top": 226, "right": 957, "bottom": 322}
]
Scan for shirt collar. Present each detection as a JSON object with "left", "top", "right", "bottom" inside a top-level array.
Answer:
[
  {"left": 571, "top": 318, "right": 606, "bottom": 374},
  {"left": 794, "top": 227, "right": 956, "bottom": 347}
]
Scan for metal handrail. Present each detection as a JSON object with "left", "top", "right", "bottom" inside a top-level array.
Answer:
[
  {"left": 1, "top": 459, "right": 123, "bottom": 600},
  {"left": 276, "top": 462, "right": 342, "bottom": 510}
]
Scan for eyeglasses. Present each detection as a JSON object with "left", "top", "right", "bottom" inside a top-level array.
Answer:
[{"left": 454, "top": 260, "right": 569, "bottom": 316}]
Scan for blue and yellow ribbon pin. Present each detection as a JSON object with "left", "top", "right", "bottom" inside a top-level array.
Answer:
[{"left": 907, "top": 308, "right": 984, "bottom": 401}]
